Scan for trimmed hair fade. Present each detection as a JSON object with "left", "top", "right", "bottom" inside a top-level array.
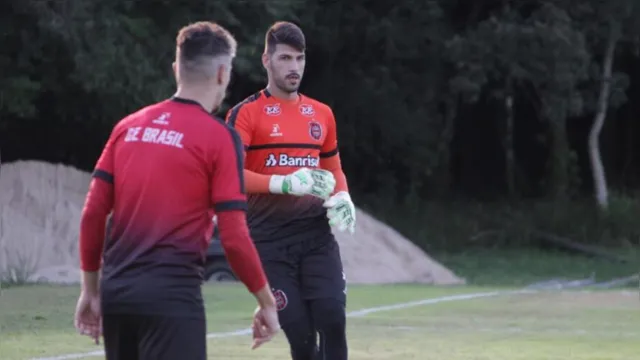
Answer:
[
  {"left": 175, "top": 21, "right": 237, "bottom": 80},
  {"left": 176, "top": 21, "right": 237, "bottom": 60},
  {"left": 264, "top": 21, "right": 306, "bottom": 55}
]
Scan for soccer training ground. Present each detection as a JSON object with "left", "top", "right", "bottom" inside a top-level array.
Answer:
[{"left": 1, "top": 283, "right": 639, "bottom": 360}]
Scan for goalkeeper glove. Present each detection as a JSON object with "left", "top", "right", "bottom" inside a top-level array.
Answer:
[
  {"left": 323, "top": 191, "right": 356, "bottom": 234},
  {"left": 269, "top": 168, "right": 336, "bottom": 200}
]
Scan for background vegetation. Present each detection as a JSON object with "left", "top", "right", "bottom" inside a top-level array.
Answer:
[{"left": 2, "top": 0, "right": 640, "bottom": 278}]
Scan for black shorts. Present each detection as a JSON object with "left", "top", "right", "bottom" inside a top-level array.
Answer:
[
  {"left": 102, "top": 313, "right": 206, "bottom": 360},
  {"left": 256, "top": 233, "right": 346, "bottom": 326}
]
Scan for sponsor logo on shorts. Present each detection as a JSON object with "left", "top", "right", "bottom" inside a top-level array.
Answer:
[
  {"left": 272, "top": 289, "right": 288, "bottom": 311},
  {"left": 265, "top": 153, "right": 319, "bottom": 168}
]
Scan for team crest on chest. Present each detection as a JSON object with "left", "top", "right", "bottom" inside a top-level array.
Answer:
[
  {"left": 299, "top": 104, "right": 315, "bottom": 117},
  {"left": 264, "top": 103, "right": 281, "bottom": 116},
  {"left": 308, "top": 120, "right": 323, "bottom": 140}
]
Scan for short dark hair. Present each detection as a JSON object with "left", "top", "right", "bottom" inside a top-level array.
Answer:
[
  {"left": 264, "top": 21, "right": 306, "bottom": 55},
  {"left": 175, "top": 22, "right": 237, "bottom": 79}
]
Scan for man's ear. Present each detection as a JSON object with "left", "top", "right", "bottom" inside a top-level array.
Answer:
[
  {"left": 261, "top": 53, "right": 269, "bottom": 70},
  {"left": 172, "top": 61, "right": 178, "bottom": 81},
  {"left": 217, "top": 64, "right": 226, "bottom": 85}
]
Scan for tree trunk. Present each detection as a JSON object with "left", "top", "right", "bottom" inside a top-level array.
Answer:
[
  {"left": 504, "top": 79, "right": 516, "bottom": 199},
  {"left": 431, "top": 97, "right": 457, "bottom": 198},
  {"left": 589, "top": 24, "right": 618, "bottom": 210},
  {"left": 550, "top": 119, "right": 569, "bottom": 199},
  {"left": 543, "top": 96, "right": 570, "bottom": 199}
]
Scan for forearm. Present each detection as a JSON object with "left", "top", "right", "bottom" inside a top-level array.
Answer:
[
  {"left": 217, "top": 210, "right": 268, "bottom": 293},
  {"left": 79, "top": 212, "right": 107, "bottom": 272},
  {"left": 330, "top": 169, "right": 348, "bottom": 193},
  {"left": 245, "top": 170, "right": 271, "bottom": 193},
  {"left": 320, "top": 156, "right": 349, "bottom": 193},
  {"left": 81, "top": 271, "right": 100, "bottom": 295},
  {"left": 79, "top": 179, "right": 113, "bottom": 272},
  {"left": 245, "top": 169, "right": 290, "bottom": 194}
]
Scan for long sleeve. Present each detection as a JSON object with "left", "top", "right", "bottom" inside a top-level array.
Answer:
[
  {"left": 320, "top": 109, "right": 349, "bottom": 193},
  {"left": 79, "top": 133, "right": 117, "bottom": 271},
  {"left": 211, "top": 126, "right": 268, "bottom": 293},
  {"left": 216, "top": 211, "right": 267, "bottom": 292}
]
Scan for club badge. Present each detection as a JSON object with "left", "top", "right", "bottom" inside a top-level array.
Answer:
[{"left": 309, "top": 121, "right": 322, "bottom": 140}]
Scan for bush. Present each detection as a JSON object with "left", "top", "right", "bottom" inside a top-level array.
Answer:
[
  {"left": 0, "top": 248, "right": 40, "bottom": 286},
  {"left": 360, "top": 194, "right": 640, "bottom": 253}
]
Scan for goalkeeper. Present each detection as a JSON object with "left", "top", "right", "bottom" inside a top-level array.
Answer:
[{"left": 225, "top": 21, "right": 355, "bottom": 360}]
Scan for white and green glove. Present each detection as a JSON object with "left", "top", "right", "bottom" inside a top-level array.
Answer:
[
  {"left": 323, "top": 191, "right": 356, "bottom": 234},
  {"left": 269, "top": 168, "right": 336, "bottom": 200}
]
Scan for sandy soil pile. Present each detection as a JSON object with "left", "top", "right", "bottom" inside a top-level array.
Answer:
[
  {"left": 333, "top": 210, "right": 465, "bottom": 285},
  {"left": 0, "top": 160, "right": 465, "bottom": 285},
  {"left": 0, "top": 160, "right": 90, "bottom": 283}
]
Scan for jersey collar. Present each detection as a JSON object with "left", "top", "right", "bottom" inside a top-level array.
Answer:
[
  {"left": 170, "top": 96, "right": 217, "bottom": 115},
  {"left": 262, "top": 89, "right": 303, "bottom": 104},
  {"left": 170, "top": 96, "right": 204, "bottom": 107}
]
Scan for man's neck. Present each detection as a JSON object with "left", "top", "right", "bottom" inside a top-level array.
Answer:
[
  {"left": 174, "top": 86, "right": 216, "bottom": 113},
  {"left": 266, "top": 83, "right": 299, "bottom": 102}
]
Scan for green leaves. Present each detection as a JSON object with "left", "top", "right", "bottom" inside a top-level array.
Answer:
[
  {"left": 2, "top": 0, "right": 640, "bottom": 202},
  {"left": 447, "top": 3, "right": 589, "bottom": 110},
  {"left": 0, "top": 75, "right": 41, "bottom": 118}
]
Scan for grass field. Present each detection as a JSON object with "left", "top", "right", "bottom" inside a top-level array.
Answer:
[{"left": 1, "top": 281, "right": 639, "bottom": 360}]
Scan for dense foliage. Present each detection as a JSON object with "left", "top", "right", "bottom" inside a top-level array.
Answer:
[{"left": 3, "top": 0, "right": 640, "bottom": 250}]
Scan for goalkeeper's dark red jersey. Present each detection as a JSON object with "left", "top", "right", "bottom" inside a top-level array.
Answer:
[{"left": 79, "top": 96, "right": 267, "bottom": 316}]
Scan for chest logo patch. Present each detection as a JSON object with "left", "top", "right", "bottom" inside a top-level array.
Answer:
[
  {"left": 299, "top": 104, "right": 315, "bottom": 117},
  {"left": 308, "top": 120, "right": 323, "bottom": 141},
  {"left": 264, "top": 103, "right": 281, "bottom": 116},
  {"left": 270, "top": 124, "right": 283, "bottom": 137}
]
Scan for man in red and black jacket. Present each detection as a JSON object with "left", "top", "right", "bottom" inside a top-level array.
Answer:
[{"left": 74, "top": 21, "right": 280, "bottom": 360}]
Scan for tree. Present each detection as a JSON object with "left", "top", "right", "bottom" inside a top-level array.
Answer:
[
  {"left": 446, "top": 4, "right": 588, "bottom": 199},
  {"left": 448, "top": 6, "right": 533, "bottom": 199},
  {"left": 589, "top": 23, "right": 618, "bottom": 210},
  {"left": 524, "top": 4, "right": 590, "bottom": 199},
  {"left": 554, "top": 0, "right": 640, "bottom": 209},
  {"left": 300, "top": 1, "right": 450, "bottom": 202}
]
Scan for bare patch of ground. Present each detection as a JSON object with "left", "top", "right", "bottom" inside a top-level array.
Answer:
[{"left": 0, "top": 160, "right": 465, "bottom": 285}]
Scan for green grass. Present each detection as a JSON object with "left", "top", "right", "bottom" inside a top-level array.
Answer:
[
  {"left": 1, "top": 283, "right": 639, "bottom": 359},
  {"left": 434, "top": 248, "right": 639, "bottom": 286}
]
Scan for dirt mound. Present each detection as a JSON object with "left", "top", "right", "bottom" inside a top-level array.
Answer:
[
  {"left": 0, "top": 160, "right": 91, "bottom": 283},
  {"left": 0, "top": 160, "right": 465, "bottom": 285},
  {"left": 333, "top": 210, "right": 465, "bottom": 285}
]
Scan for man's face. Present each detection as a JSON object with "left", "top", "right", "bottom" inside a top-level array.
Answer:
[{"left": 264, "top": 44, "right": 306, "bottom": 94}]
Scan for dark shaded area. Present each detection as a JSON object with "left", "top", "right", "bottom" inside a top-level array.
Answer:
[{"left": 3, "top": 0, "right": 640, "bottom": 251}]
